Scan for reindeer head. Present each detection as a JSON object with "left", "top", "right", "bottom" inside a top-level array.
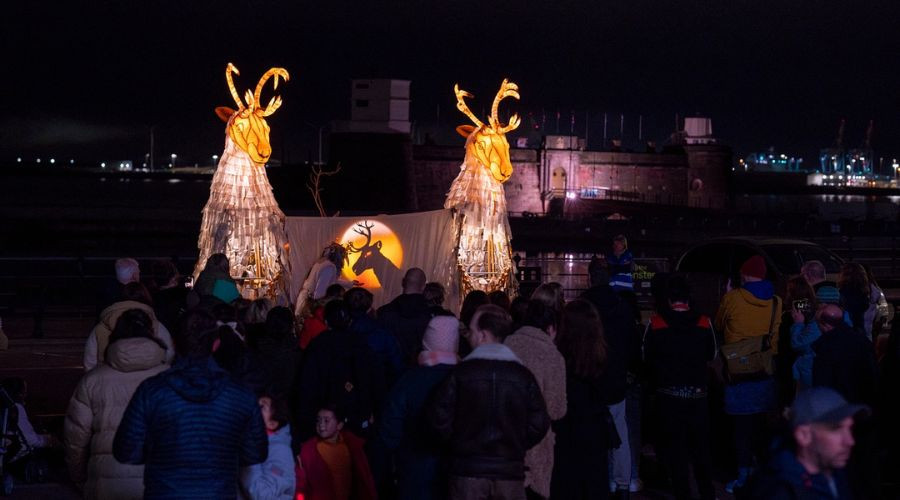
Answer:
[
  {"left": 454, "top": 79, "right": 521, "bottom": 183},
  {"left": 215, "top": 63, "right": 290, "bottom": 165},
  {"left": 345, "top": 221, "right": 383, "bottom": 276}
]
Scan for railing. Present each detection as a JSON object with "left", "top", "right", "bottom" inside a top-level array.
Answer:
[{"left": 0, "top": 256, "right": 196, "bottom": 338}]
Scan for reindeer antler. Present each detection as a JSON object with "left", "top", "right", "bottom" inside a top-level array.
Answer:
[
  {"left": 489, "top": 79, "right": 521, "bottom": 133},
  {"left": 254, "top": 67, "right": 290, "bottom": 117},
  {"left": 454, "top": 84, "right": 484, "bottom": 128},
  {"left": 225, "top": 63, "right": 244, "bottom": 110},
  {"left": 347, "top": 222, "right": 375, "bottom": 253}
]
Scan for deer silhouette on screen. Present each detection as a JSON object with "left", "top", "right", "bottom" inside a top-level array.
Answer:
[
  {"left": 444, "top": 79, "right": 521, "bottom": 295},
  {"left": 345, "top": 221, "right": 401, "bottom": 288}
]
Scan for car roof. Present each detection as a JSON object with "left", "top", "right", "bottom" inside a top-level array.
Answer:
[{"left": 696, "top": 236, "right": 820, "bottom": 247}]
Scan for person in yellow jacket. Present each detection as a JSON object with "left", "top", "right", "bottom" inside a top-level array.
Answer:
[{"left": 714, "top": 255, "right": 782, "bottom": 494}]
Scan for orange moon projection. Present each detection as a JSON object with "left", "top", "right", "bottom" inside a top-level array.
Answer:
[{"left": 339, "top": 220, "right": 403, "bottom": 289}]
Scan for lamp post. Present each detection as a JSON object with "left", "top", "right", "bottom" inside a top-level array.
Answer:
[
  {"left": 170, "top": 153, "right": 177, "bottom": 168},
  {"left": 303, "top": 122, "right": 326, "bottom": 165}
]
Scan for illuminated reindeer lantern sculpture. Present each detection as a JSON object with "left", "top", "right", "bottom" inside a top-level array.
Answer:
[
  {"left": 193, "top": 63, "right": 291, "bottom": 300},
  {"left": 445, "top": 79, "right": 521, "bottom": 295}
]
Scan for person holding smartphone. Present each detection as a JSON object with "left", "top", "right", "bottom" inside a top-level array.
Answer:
[{"left": 785, "top": 276, "right": 820, "bottom": 392}]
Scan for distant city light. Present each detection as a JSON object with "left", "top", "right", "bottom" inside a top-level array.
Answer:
[
  {"left": 101, "top": 162, "right": 106, "bottom": 168},
  {"left": 36, "top": 158, "right": 41, "bottom": 163},
  {"left": 49, "top": 158, "right": 55, "bottom": 164},
  {"left": 566, "top": 191, "right": 576, "bottom": 200},
  {"left": 69, "top": 159, "right": 74, "bottom": 164},
  {"left": 16, "top": 157, "right": 21, "bottom": 163},
  {"left": 212, "top": 154, "right": 219, "bottom": 161}
]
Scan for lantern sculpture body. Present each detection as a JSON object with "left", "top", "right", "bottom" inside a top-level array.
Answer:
[
  {"left": 444, "top": 80, "right": 521, "bottom": 296},
  {"left": 193, "top": 63, "right": 291, "bottom": 300}
]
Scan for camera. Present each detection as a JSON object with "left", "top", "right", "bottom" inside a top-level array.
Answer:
[{"left": 792, "top": 299, "right": 811, "bottom": 313}]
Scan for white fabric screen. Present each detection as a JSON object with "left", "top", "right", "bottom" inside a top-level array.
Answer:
[{"left": 285, "top": 209, "right": 459, "bottom": 312}]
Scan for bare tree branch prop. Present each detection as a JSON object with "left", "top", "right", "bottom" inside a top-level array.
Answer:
[{"left": 306, "top": 163, "right": 342, "bottom": 217}]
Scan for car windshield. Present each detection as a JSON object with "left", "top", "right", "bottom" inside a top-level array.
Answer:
[{"left": 760, "top": 244, "right": 842, "bottom": 275}]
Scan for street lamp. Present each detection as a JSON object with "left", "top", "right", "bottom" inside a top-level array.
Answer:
[
  {"left": 170, "top": 153, "right": 177, "bottom": 169},
  {"left": 303, "top": 122, "right": 326, "bottom": 165}
]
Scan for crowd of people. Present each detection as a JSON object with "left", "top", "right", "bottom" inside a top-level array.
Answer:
[{"left": 2, "top": 235, "right": 899, "bottom": 500}]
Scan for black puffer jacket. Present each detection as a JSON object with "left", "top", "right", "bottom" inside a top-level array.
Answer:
[
  {"left": 812, "top": 323, "right": 877, "bottom": 406},
  {"left": 294, "top": 328, "right": 386, "bottom": 444},
  {"left": 428, "top": 348, "right": 550, "bottom": 480},
  {"left": 377, "top": 293, "right": 432, "bottom": 366},
  {"left": 643, "top": 308, "right": 717, "bottom": 391}
]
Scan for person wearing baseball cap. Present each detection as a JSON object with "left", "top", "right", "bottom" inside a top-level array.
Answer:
[{"left": 748, "top": 387, "right": 868, "bottom": 499}]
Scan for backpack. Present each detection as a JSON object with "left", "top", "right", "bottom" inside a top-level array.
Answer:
[{"left": 322, "top": 336, "right": 373, "bottom": 434}]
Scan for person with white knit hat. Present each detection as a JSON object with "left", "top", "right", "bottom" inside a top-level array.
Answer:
[{"left": 375, "top": 314, "right": 460, "bottom": 499}]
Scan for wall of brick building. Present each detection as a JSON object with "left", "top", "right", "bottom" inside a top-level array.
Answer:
[
  {"left": 685, "top": 144, "right": 732, "bottom": 209},
  {"left": 411, "top": 145, "right": 541, "bottom": 213},
  {"left": 410, "top": 143, "right": 729, "bottom": 214}
]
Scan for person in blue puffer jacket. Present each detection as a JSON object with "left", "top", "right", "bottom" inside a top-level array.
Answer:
[{"left": 113, "top": 309, "right": 268, "bottom": 500}]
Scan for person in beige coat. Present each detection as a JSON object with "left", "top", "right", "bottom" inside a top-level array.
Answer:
[
  {"left": 65, "top": 309, "right": 169, "bottom": 500},
  {"left": 504, "top": 300, "right": 567, "bottom": 499},
  {"left": 84, "top": 282, "right": 174, "bottom": 371}
]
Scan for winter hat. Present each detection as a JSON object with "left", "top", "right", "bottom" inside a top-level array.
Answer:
[
  {"left": 422, "top": 316, "right": 460, "bottom": 354},
  {"left": 816, "top": 285, "right": 841, "bottom": 305},
  {"left": 212, "top": 279, "right": 240, "bottom": 304},
  {"left": 740, "top": 255, "right": 767, "bottom": 280}
]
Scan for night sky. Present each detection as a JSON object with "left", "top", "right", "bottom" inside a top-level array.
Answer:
[{"left": 3, "top": 1, "right": 900, "bottom": 167}]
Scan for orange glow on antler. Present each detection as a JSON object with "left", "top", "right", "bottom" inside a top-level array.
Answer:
[
  {"left": 453, "top": 79, "right": 521, "bottom": 183},
  {"left": 220, "top": 63, "right": 290, "bottom": 165}
]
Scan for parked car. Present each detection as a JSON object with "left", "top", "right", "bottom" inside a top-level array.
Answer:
[
  {"left": 675, "top": 237, "right": 836, "bottom": 318},
  {"left": 675, "top": 236, "right": 893, "bottom": 332}
]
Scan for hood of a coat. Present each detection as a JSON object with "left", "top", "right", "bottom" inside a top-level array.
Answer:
[
  {"left": 659, "top": 308, "right": 702, "bottom": 329},
  {"left": 162, "top": 356, "right": 228, "bottom": 403},
  {"left": 737, "top": 286, "right": 775, "bottom": 307},
  {"left": 269, "top": 424, "right": 292, "bottom": 446},
  {"left": 764, "top": 448, "right": 808, "bottom": 486},
  {"left": 99, "top": 300, "right": 157, "bottom": 331},
  {"left": 106, "top": 337, "right": 166, "bottom": 372}
]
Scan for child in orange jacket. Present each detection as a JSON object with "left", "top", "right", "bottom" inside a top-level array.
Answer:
[{"left": 295, "top": 405, "right": 376, "bottom": 500}]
